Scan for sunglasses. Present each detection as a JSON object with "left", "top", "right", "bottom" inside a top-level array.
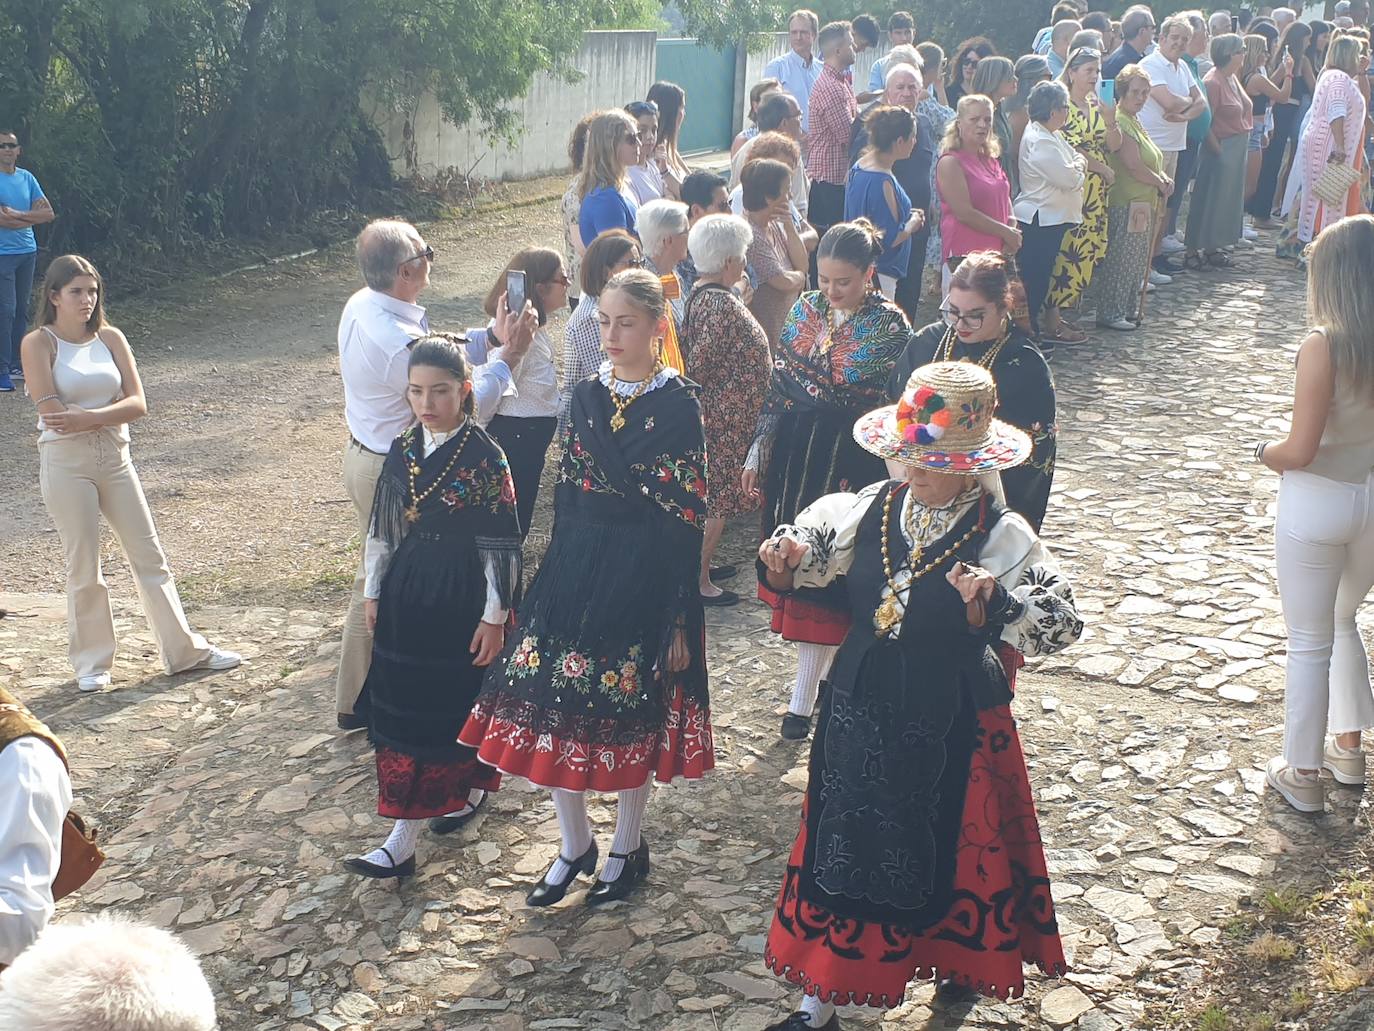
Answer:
[
  {"left": 628, "top": 256, "right": 648, "bottom": 268},
  {"left": 963, "top": 56, "right": 981, "bottom": 66},
  {"left": 0, "top": 143, "right": 18, "bottom": 150},
  {"left": 400, "top": 245, "right": 435, "bottom": 267},
  {"left": 626, "top": 101, "right": 660, "bottom": 117}
]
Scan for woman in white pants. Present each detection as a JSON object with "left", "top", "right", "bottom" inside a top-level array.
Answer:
[
  {"left": 1258, "top": 215, "right": 1374, "bottom": 813},
  {"left": 20, "top": 255, "right": 240, "bottom": 692}
]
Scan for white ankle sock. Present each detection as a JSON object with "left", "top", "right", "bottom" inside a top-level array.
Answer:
[
  {"left": 362, "top": 818, "right": 421, "bottom": 867},
  {"left": 800, "top": 994, "right": 836, "bottom": 1027},
  {"left": 544, "top": 789, "right": 594, "bottom": 883},
  {"left": 441, "top": 787, "right": 486, "bottom": 819},
  {"left": 788, "top": 643, "right": 838, "bottom": 717},
  {"left": 600, "top": 778, "right": 652, "bottom": 882}
]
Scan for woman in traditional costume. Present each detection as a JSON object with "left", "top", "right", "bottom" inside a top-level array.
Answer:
[
  {"left": 747, "top": 220, "right": 910, "bottom": 742},
  {"left": 460, "top": 270, "right": 712, "bottom": 906},
  {"left": 757, "top": 362, "right": 1082, "bottom": 1029},
  {"left": 890, "top": 251, "right": 1057, "bottom": 533},
  {"left": 343, "top": 336, "right": 522, "bottom": 879}
]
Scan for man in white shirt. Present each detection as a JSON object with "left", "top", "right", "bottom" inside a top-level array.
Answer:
[
  {"left": 764, "top": 9, "right": 823, "bottom": 132},
  {"left": 334, "top": 219, "right": 534, "bottom": 730}
]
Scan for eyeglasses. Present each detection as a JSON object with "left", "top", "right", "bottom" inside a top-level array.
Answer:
[
  {"left": 628, "top": 256, "right": 648, "bottom": 268},
  {"left": 939, "top": 302, "right": 986, "bottom": 329},
  {"left": 400, "top": 245, "right": 435, "bottom": 267},
  {"left": 0, "top": 143, "right": 18, "bottom": 150}
]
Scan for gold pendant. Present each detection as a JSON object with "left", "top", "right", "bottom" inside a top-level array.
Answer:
[
  {"left": 403, "top": 505, "right": 420, "bottom": 523},
  {"left": 875, "top": 595, "right": 900, "bottom": 635},
  {"left": 610, "top": 411, "right": 626, "bottom": 432}
]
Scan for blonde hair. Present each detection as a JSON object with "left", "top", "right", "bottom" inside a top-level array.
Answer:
[
  {"left": 1325, "top": 34, "right": 1365, "bottom": 75},
  {"left": 1241, "top": 34, "right": 1271, "bottom": 80},
  {"left": 579, "top": 110, "right": 638, "bottom": 201},
  {"left": 1307, "top": 214, "right": 1374, "bottom": 399},
  {"left": 941, "top": 94, "right": 1000, "bottom": 158},
  {"left": 603, "top": 268, "right": 667, "bottom": 323},
  {"left": 1115, "top": 63, "right": 1152, "bottom": 98}
]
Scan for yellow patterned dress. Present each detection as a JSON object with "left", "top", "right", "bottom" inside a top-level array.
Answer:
[{"left": 1047, "top": 102, "right": 1109, "bottom": 309}]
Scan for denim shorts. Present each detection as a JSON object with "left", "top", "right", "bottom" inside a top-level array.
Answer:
[{"left": 1248, "top": 122, "right": 1265, "bottom": 152}]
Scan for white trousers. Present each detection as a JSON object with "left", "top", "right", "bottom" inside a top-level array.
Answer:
[{"left": 1275, "top": 469, "right": 1374, "bottom": 768}]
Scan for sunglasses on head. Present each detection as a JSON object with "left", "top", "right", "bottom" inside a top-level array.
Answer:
[{"left": 626, "top": 101, "right": 659, "bottom": 118}]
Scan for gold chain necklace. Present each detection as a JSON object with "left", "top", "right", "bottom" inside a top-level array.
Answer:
[
  {"left": 608, "top": 360, "right": 664, "bottom": 432},
  {"left": 935, "top": 322, "right": 1010, "bottom": 370},
  {"left": 405, "top": 424, "right": 473, "bottom": 523},
  {"left": 875, "top": 485, "right": 984, "bottom": 636}
]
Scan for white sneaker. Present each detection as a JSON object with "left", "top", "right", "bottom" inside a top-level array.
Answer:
[
  {"left": 1235, "top": 237, "right": 1254, "bottom": 249},
  {"left": 1324, "top": 739, "right": 1366, "bottom": 786},
  {"left": 1266, "top": 756, "right": 1323, "bottom": 812},
  {"left": 197, "top": 647, "right": 243, "bottom": 672},
  {"left": 1243, "top": 226, "right": 1258, "bottom": 240},
  {"left": 1098, "top": 317, "right": 1137, "bottom": 331},
  {"left": 1145, "top": 282, "right": 1156, "bottom": 293},
  {"left": 78, "top": 672, "right": 111, "bottom": 693},
  {"left": 1148, "top": 268, "right": 1172, "bottom": 286},
  {"left": 1160, "top": 234, "right": 1185, "bottom": 255}
]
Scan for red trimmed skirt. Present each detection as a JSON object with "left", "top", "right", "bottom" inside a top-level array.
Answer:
[
  {"left": 758, "top": 582, "right": 852, "bottom": 647},
  {"left": 375, "top": 747, "right": 502, "bottom": 820},
  {"left": 458, "top": 685, "right": 714, "bottom": 792},
  {"left": 763, "top": 702, "right": 1065, "bottom": 1006}
]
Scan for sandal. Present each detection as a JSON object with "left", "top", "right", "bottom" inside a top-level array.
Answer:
[
  {"left": 1043, "top": 326, "right": 1088, "bottom": 345},
  {"left": 1205, "top": 249, "right": 1236, "bottom": 269}
]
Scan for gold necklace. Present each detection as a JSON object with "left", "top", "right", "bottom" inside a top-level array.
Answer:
[
  {"left": 874, "top": 485, "right": 984, "bottom": 636},
  {"left": 935, "top": 322, "right": 1010, "bottom": 370},
  {"left": 405, "top": 424, "right": 473, "bottom": 523},
  {"left": 608, "top": 360, "right": 663, "bottom": 432}
]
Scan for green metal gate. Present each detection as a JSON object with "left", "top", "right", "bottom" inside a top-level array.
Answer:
[{"left": 654, "top": 39, "right": 736, "bottom": 155}]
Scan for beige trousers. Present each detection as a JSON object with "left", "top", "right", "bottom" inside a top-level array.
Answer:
[
  {"left": 38, "top": 430, "right": 211, "bottom": 679},
  {"left": 336, "top": 439, "right": 387, "bottom": 714}
]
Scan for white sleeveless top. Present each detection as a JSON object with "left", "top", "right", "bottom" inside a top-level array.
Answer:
[{"left": 36, "top": 327, "right": 129, "bottom": 444}]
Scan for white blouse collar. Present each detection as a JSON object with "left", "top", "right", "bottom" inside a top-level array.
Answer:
[{"left": 597, "top": 359, "right": 679, "bottom": 397}]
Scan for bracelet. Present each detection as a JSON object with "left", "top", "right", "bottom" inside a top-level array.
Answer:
[
  {"left": 35, "top": 393, "right": 60, "bottom": 405},
  {"left": 1254, "top": 441, "right": 1268, "bottom": 463}
]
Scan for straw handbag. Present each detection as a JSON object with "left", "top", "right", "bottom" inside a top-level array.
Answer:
[{"left": 1312, "top": 159, "right": 1360, "bottom": 209}]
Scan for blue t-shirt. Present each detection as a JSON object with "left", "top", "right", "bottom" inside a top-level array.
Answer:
[
  {"left": 844, "top": 165, "right": 912, "bottom": 279},
  {"left": 578, "top": 184, "right": 639, "bottom": 246},
  {"left": 0, "top": 168, "right": 43, "bottom": 255}
]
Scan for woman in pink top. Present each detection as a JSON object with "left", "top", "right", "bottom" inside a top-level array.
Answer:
[{"left": 935, "top": 95, "right": 1021, "bottom": 293}]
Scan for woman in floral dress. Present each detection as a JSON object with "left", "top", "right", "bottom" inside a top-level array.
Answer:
[
  {"left": 683, "top": 214, "right": 773, "bottom": 606},
  {"left": 1045, "top": 48, "right": 1121, "bottom": 344},
  {"left": 460, "top": 269, "right": 711, "bottom": 908}
]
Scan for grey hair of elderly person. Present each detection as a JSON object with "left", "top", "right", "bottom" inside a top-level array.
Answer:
[
  {"left": 884, "top": 44, "right": 924, "bottom": 76},
  {"left": 356, "top": 218, "right": 423, "bottom": 292},
  {"left": 1208, "top": 10, "right": 1232, "bottom": 35},
  {"left": 1069, "top": 29, "right": 1105, "bottom": 52},
  {"left": 0, "top": 913, "right": 217, "bottom": 1031},
  {"left": 635, "top": 198, "right": 689, "bottom": 261},
  {"left": 1027, "top": 80, "right": 1072, "bottom": 125},
  {"left": 687, "top": 214, "right": 753, "bottom": 277},
  {"left": 1006, "top": 54, "right": 1052, "bottom": 113}
]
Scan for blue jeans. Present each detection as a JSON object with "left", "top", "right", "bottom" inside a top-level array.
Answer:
[{"left": 0, "top": 250, "right": 37, "bottom": 373}]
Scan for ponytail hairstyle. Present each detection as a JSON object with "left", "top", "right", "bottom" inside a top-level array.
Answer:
[
  {"left": 947, "top": 250, "right": 1015, "bottom": 312},
  {"left": 817, "top": 219, "right": 884, "bottom": 272},
  {"left": 408, "top": 333, "right": 477, "bottom": 418},
  {"left": 40, "top": 254, "right": 108, "bottom": 334},
  {"left": 863, "top": 104, "right": 917, "bottom": 154},
  {"left": 602, "top": 268, "right": 668, "bottom": 324}
]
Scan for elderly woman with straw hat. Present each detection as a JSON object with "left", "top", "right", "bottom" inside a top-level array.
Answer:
[{"left": 756, "top": 362, "right": 1082, "bottom": 1031}]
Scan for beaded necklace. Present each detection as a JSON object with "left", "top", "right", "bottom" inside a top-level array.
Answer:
[
  {"left": 404, "top": 423, "right": 474, "bottom": 523},
  {"left": 934, "top": 321, "right": 1011, "bottom": 370},
  {"left": 875, "top": 484, "right": 984, "bottom": 636}
]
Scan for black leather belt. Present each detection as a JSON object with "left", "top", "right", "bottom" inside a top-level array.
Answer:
[{"left": 349, "top": 436, "right": 386, "bottom": 456}]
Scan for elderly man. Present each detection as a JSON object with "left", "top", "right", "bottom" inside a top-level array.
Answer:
[
  {"left": 806, "top": 20, "right": 857, "bottom": 273},
  {"left": 334, "top": 219, "right": 534, "bottom": 731},
  {"left": 1046, "top": 18, "right": 1082, "bottom": 77},
  {"left": 1103, "top": 5, "right": 1158, "bottom": 80},
  {"left": 1035, "top": 1, "right": 1088, "bottom": 55},
  {"left": 859, "top": 10, "right": 917, "bottom": 104},
  {"left": 1207, "top": 10, "right": 1233, "bottom": 42},
  {"left": 764, "top": 9, "right": 823, "bottom": 132},
  {"left": 0, "top": 130, "right": 54, "bottom": 393},
  {"left": 850, "top": 59, "right": 931, "bottom": 320},
  {"left": 732, "top": 92, "right": 810, "bottom": 218}
]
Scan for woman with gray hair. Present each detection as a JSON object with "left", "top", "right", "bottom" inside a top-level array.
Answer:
[
  {"left": 1013, "top": 80, "right": 1086, "bottom": 344},
  {"left": 1007, "top": 54, "right": 1053, "bottom": 161},
  {"left": 682, "top": 214, "right": 772, "bottom": 605},
  {"left": 636, "top": 198, "right": 691, "bottom": 368},
  {"left": 1186, "top": 33, "right": 1253, "bottom": 267}
]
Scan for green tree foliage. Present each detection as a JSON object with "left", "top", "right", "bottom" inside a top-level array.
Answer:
[{"left": 0, "top": 0, "right": 660, "bottom": 257}]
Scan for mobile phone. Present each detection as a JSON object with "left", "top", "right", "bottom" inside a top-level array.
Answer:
[
  {"left": 505, "top": 269, "right": 527, "bottom": 315},
  {"left": 1231, "top": 16, "right": 1240, "bottom": 34},
  {"left": 1097, "top": 78, "right": 1116, "bottom": 106}
]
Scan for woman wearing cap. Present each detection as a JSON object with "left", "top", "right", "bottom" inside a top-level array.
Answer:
[
  {"left": 758, "top": 361, "right": 1081, "bottom": 1031},
  {"left": 890, "top": 252, "right": 1056, "bottom": 532},
  {"left": 749, "top": 221, "right": 910, "bottom": 742}
]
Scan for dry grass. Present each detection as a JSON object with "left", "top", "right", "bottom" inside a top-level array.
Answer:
[{"left": 1242, "top": 932, "right": 1296, "bottom": 965}]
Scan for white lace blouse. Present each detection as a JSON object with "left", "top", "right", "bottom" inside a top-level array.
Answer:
[{"left": 768, "top": 481, "right": 1083, "bottom": 654}]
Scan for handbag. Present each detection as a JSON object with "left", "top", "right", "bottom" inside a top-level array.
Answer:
[
  {"left": 52, "top": 810, "right": 106, "bottom": 902},
  {"left": 1311, "top": 159, "right": 1360, "bottom": 209}
]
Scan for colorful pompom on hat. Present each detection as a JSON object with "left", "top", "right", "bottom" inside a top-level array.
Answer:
[{"left": 853, "top": 361, "right": 1031, "bottom": 473}]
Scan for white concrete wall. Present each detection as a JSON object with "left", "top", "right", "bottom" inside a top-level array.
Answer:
[{"left": 372, "top": 31, "right": 657, "bottom": 182}]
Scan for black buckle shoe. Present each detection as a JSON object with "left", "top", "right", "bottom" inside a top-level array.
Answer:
[
  {"left": 526, "top": 841, "right": 598, "bottom": 907},
  {"left": 337, "top": 712, "right": 366, "bottom": 732},
  {"left": 586, "top": 839, "right": 650, "bottom": 906},
  {"left": 428, "top": 792, "right": 487, "bottom": 835},
  {"left": 763, "top": 1012, "right": 841, "bottom": 1030},
  {"left": 342, "top": 845, "right": 415, "bottom": 880},
  {"left": 780, "top": 712, "right": 812, "bottom": 740}
]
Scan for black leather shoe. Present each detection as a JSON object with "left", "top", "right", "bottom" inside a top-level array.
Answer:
[
  {"left": 763, "top": 1012, "right": 840, "bottom": 1030},
  {"left": 337, "top": 712, "right": 366, "bottom": 732},
  {"left": 526, "top": 841, "right": 598, "bottom": 907},
  {"left": 428, "top": 792, "right": 487, "bottom": 835},
  {"left": 342, "top": 846, "right": 415, "bottom": 879},
  {"left": 780, "top": 712, "right": 811, "bottom": 740},
  {"left": 701, "top": 589, "right": 740, "bottom": 607},
  {"left": 709, "top": 564, "right": 738, "bottom": 580},
  {"left": 586, "top": 839, "right": 650, "bottom": 906}
]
